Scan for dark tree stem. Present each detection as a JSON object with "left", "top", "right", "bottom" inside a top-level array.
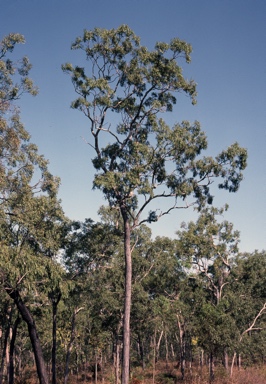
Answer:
[{"left": 6, "top": 289, "right": 49, "bottom": 384}]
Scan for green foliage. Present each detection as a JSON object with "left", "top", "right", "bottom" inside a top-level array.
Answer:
[
  {"left": 177, "top": 206, "right": 240, "bottom": 273},
  {"left": 63, "top": 25, "right": 247, "bottom": 225},
  {"left": 0, "top": 32, "right": 66, "bottom": 304},
  {"left": 230, "top": 251, "right": 266, "bottom": 348},
  {"left": 0, "top": 33, "right": 38, "bottom": 105},
  {"left": 0, "top": 29, "right": 259, "bottom": 384}
]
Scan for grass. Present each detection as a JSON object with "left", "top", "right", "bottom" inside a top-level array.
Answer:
[
  {"left": 15, "top": 361, "right": 266, "bottom": 383},
  {"left": 127, "top": 362, "right": 266, "bottom": 384}
]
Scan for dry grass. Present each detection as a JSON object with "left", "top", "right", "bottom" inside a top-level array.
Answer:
[
  {"left": 128, "top": 363, "right": 266, "bottom": 384},
  {"left": 15, "top": 362, "right": 266, "bottom": 383}
]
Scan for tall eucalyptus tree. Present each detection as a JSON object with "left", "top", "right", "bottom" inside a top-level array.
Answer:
[{"left": 63, "top": 25, "right": 247, "bottom": 384}]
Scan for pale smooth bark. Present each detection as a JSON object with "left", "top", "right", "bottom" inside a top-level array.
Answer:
[
  {"left": 8, "top": 315, "right": 20, "bottom": 384},
  {"left": 64, "top": 307, "right": 84, "bottom": 384},
  {"left": 121, "top": 213, "right": 132, "bottom": 384}
]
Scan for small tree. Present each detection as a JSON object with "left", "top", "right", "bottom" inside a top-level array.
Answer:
[
  {"left": 177, "top": 206, "right": 241, "bottom": 381},
  {"left": 229, "top": 251, "right": 266, "bottom": 373},
  {"left": 63, "top": 25, "right": 247, "bottom": 384}
]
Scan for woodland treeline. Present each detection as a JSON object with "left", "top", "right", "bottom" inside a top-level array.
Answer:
[
  {"left": 1, "top": 211, "right": 266, "bottom": 383},
  {"left": 0, "top": 29, "right": 265, "bottom": 384}
]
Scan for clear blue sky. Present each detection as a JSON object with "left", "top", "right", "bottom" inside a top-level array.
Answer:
[{"left": 1, "top": 0, "right": 265, "bottom": 252}]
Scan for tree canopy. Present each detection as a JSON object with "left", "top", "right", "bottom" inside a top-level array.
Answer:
[{"left": 62, "top": 25, "right": 247, "bottom": 223}]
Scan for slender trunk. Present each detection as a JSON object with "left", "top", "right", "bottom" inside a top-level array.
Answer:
[
  {"left": 95, "top": 350, "right": 98, "bottom": 384},
  {"left": 165, "top": 332, "right": 169, "bottom": 366},
  {"left": 52, "top": 302, "right": 56, "bottom": 384},
  {"left": 188, "top": 339, "right": 192, "bottom": 374},
  {"left": 100, "top": 353, "right": 104, "bottom": 384},
  {"left": 137, "top": 334, "right": 145, "bottom": 370},
  {"left": 113, "top": 321, "right": 122, "bottom": 384},
  {"left": 51, "top": 292, "right": 61, "bottom": 384},
  {"left": 237, "top": 354, "right": 241, "bottom": 370},
  {"left": 176, "top": 315, "right": 185, "bottom": 380},
  {"left": 16, "top": 348, "right": 22, "bottom": 379},
  {"left": 223, "top": 349, "right": 229, "bottom": 372},
  {"left": 0, "top": 306, "right": 12, "bottom": 384},
  {"left": 115, "top": 340, "right": 120, "bottom": 384},
  {"left": 5, "top": 340, "right": 10, "bottom": 384},
  {"left": 64, "top": 307, "right": 83, "bottom": 384},
  {"left": 200, "top": 349, "right": 204, "bottom": 369},
  {"left": 230, "top": 352, "right": 236, "bottom": 377},
  {"left": 0, "top": 328, "right": 9, "bottom": 384},
  {"left": 9, "top": 315, "right": 20, "bottom": 384},
  {"left": 156, "top": 329, "right": 163, "bottom": 362},
  {"left": 7, "top": 289, "right": 49, "bottom": 384},
  {"left": 170, "top": 343, "right": 175, "bottom": 360},
  {"left": 152, "top": 332, "right": 156, "bottom": 384},
  {"left": 209, "top": 352, "right": 214, "bottom": 383},
  {"left": 121, "top": 213, "right": 132, "bottom": 384}
]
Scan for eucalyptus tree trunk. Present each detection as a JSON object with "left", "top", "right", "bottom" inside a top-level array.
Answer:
[
  {"left": 152, "top": 332, "right": 156, "bottom": 384},
  {"left": 64, "top": 307, "right": 84, "bottom": 384},
  {"left": 115, "top": 341, "right": 120, "bottom": 384},
  {"left": 165, "top": 332, "right": 169, "bottom": 366},
  {"left": 8, "top": 315, "right": 20, "bottom": 384},
  {"left": 156, "top": 329, "right": 164, "bottom": 362},
  {"left": 137, "top": 333, "right": 145, "bottom": 370},
  {"left": 223, "top": 349, "right": 229, "bottom": 372},
  {"left": 7, "top": 289, "right": 49, "bottom": 384},
  {"left": 113, "top": 320, "right": 122, "bottom": 384},
  {"left": 121, "top": 209, "right": 132, "bottom": 384},
  {"left": 0, "top": 311, "right": 11, "bottom": 384},
  {"left": 237, "top": 354, "right": 241, "bottom": 370},
  {"left": 230, "top": 352, "right": 236, "bottom": 377},
  {"left": 209, "top": 352, "right": 214, "bottom": 383},
  {"left": 94, "top": 350, "right": 98, "bottom": 384},
  {"left": 176, "top": 315, "right": 186, "bottom": 380},
  {"left": 51, "top": 292, "right": 61, "bottom": 384}
]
